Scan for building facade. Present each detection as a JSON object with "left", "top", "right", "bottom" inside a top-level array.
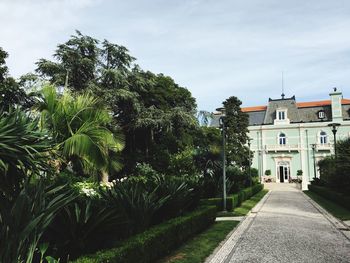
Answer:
[
  {"left": 241, "top": 89, "right": 350, "bottom": 190},
  {"left": 205, "top": 89, "right": 350, "bottom": 190}
]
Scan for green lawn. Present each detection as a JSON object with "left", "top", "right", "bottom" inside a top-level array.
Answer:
[
  {"left": 217, "top": 189, "right": 269, "bottom": 217},
  {"left": 158, "top": 189, "right": 269, "bottom": 263},
  {"left": 158, "top": 221, "right": 239, "bottom": 263},
  {"left": 304, "top": 191, "right": 350, "bottom": 221}
]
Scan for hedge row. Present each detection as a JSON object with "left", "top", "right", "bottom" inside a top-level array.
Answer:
[
  {"left": 199, "top": 197, "right": 233, "bottom": 211},
  {"left": 308, "top": 185, "right": 350, "bottom": 211},
  {"left": 200, "top": 183, "right": 264, "bottom": 211},
  {"left": 72, "top": 206, "right": 217, "bottom": 263}
]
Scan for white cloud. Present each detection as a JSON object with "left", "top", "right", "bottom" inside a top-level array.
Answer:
[{"left": 1, "top": 0, "right": 350, "bottom": 111}]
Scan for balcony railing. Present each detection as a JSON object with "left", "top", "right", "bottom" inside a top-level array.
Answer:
[
  {"left": 265, "top": 144, "right": 300, "bottom": 152},
  {"left": 315, "top": 143, "right": 332, "bottom": 151}
]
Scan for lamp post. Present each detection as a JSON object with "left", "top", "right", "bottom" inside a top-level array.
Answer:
[
  {"left": 327, "top": 123, "right": 341, "bottom": 157},
  {"left": 216, "top": 107, "right": 226, "bottom": 211},
  {"left": 248, "top": 138, "right": 252, "bottom": 186},
  {"left": 311, "top": 144, "right": 317, "bottom": 179}
]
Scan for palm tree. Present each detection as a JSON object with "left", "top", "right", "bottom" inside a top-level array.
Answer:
[
  {"left": 0, "top": 109, "right": 50, "bottom": 198},
  {"left": 38, "top": 85, "right": 124, "bottom": 181}
]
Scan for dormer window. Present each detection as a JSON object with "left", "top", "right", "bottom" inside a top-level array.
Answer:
[
  {"left": 278, "top": 111, "right": 286, "bottom": 120},
  {"left": 274, "top": 108, "right": 290, "bottom": 125},
  {"left": 277, "top": 109, "right": 287, "bottom": 120},
  {"left": 318, "top": 110, "right": 325, "bottom": 120}
]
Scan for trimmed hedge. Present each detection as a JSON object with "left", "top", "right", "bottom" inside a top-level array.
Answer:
[
  {"left": 200, "top": 183, "right": 264, "bottom": 211},
  {"left": 199, "top": 197, "right": 233, "bottom": 211},
  {"left": 72, "top": 206, "right": 217, "bottom": 263},
  {"left": 308, "top": 185, "right": 350, "bottom": 211}
]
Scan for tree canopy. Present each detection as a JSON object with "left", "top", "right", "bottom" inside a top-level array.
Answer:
[
  {"left": 35, "top": 31, "right": 198, "bottom": 174},
  {"left": 223, "top": 96, "right": 250, "bottom": 167}
]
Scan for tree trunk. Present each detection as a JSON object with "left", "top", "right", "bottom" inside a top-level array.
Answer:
[{"left": 101, "top": 171, "right": 109, "bottom": 183}]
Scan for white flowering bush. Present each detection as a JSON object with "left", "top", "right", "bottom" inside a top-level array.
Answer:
[{"left": 73, "top": 181, "right": 100, "bottom": 198}]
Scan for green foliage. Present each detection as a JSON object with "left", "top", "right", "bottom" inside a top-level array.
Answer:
[
  {"left": 232, "top": 189, "right": 268, "bottom": 216},
  {"left": 297, "top": 170, "right": 303, "bottom": 176},
  {"left": 158, "top": 221, "right": 239, "bottom": 263},
  {"left": 317, "top": 138, "right": 350, "bottom": 192},
  {"left": 102, "top": 180, "right": 170, "bottom": 233},
  {"left": 168, "top": 147, "right": 198, "bottom": 176},
  {"left": 35, "top": 31, "right": 198, "bottom": 174},
  {"left": 38, "top": 85, "right": 124, "bottom": 179},
  {"left": 0, "top": 181, "right": 76, "bottom": 263},
  {"left": 0, "top": 47, "right": 33, "bottom": 110},
  {"left": 222, "top": 96, "right": 249, "bottom": 167},
  {"left": 0, "top": 47, "right": 8, "bottom": 81},
  {"left": 200, "top": 184, "right": 264, "bottom": 211},
  {"left": 36, "top": 30, "right": 99, "bottom": 91},
  {"left": 134, "top": 163, "right": 159, "bottom": 178},
  {"left": 308, "top": 185, "right": 350, "bottom": 211},
  {"left": 101, "top": 174, "right": 201, "bottom": 233},
  {"left": 44, "top": 197, "right": 125, "bottom": 260},
  {"left": 199, "top": 198, "right": 233, "bottom": 211},
  {"left": 71, "top": 206, "right": 216, "bottom": 263},
  {"left": 0, "top": 109, "right": 51, "bottom": 198},
  {"left": 304, "top": 190, "right": 350, "bottom": 221},
  {"left": 193, "top": 127, "right": 221, "bottom": 177},
  {"left": 251, "top": 168, "right": 259, "bottom": 177},
  {"left": 265, "top": 169, "right": 271, "bottom": 176}
]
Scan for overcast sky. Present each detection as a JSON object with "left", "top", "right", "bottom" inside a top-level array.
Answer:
[{"left": 1, "top": 0, "right": 350, "bottom": 111}]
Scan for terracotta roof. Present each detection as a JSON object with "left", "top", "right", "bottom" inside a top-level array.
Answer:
[
  {"left": 297, "top": 99, "right": 350, "bottom": 108},
  {"left": 241, "top": 106, "right": 267, "bottom": 112},
  {"left": 241, "top": 99, "right": 350, "bottom": 112}
]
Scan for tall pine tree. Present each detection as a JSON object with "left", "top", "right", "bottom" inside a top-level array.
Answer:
[{"left": 223, "top": 96, "right": 250, "bottom": 167}]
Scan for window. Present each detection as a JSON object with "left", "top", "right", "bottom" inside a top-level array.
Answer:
[
  {"left": 320, "top": 131, "right": 327, "bottom": 144},
  {"left": 278, "top": 111, "right": 286, "bottom": 120},
  {"left": 274, "top": 108, "right": 289, "bottom": 125},
  {"left": 318, "top": 110, "right": 325, "bottom": 119},
  {"left": 279, "top": 133, "right": 286, "bottom": 145}
]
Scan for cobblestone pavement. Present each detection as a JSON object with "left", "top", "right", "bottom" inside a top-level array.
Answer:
[{"left": 206, "top": 183, "right": 350, "bottom": 263}]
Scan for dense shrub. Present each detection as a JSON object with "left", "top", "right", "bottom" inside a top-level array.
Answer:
[
  {"left": 199, "top": 197, "right": 233, "bottom": 211},
  {"left": 317, "top": 138, "right": 350, "bottom": 193},
  {"left": 41, "top": 174, "right": 202, "bottom": 261},
  {"left": 308, "top": 185, "right": 350, "bottom": 211},
  {"left": 200, "top": 184, "right": 264, "bottom": 211},
  {"left": 72, "top": 206, "right": 217, "bottom": 263},
  {"left": 0, "top": 181, "right": 76, "bottom": 263},
  {"left": 0, "top": 109, "right": 51, "bottom": 198},
  {"left": 43, "top": 197, "right": 126, "bottom": 261}
]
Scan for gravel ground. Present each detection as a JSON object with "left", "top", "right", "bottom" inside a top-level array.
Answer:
[{"left": 207, "top": 183, "right": 350, "bottom": 263}]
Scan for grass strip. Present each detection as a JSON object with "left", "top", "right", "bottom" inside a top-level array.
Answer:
[
  {"left": 158, "top": 221, "right": 239, "bottom": 263},
  {"left": 304, "top": 190, "right": 350, "bottom": 220},
  {"left": 233, "top": 189, "right": 268, "bottom": 216}
]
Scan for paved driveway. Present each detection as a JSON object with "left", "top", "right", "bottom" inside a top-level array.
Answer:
[{"left": 207, "top": 183, "right": 350, "bottom": 263}]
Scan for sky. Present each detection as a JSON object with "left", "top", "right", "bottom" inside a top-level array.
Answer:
[{"left": 1, "top": 0, "right": 350, "bottom": 111}]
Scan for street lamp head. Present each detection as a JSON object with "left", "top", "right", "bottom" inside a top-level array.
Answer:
[
  {"left": 328, "top": 123, "right": 341, "bottom": 128},
  {"left": 328, "top": 123, "right": 341, "bottom": 133}
]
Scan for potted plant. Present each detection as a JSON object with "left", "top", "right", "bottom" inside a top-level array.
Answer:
[
  {"left": 296, "top": 170, "right": 303, "bottom": 183},
  {"left": 264, "top": 170, "right": 272, "bottom": 182}
]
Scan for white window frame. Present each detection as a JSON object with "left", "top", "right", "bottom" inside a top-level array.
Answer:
[
  {"left": 274, "top": 108, "right": 290, "bottom": 125},
  {"left": 318, "top": 111, "right": 325, "bottom": 119},
  {"left": 320, "top": 131, "right": 327, "bottom": 144},
  {"left": 278, "top": 132, "right": 287, "bottom": 145},
  {"left": 277, "top": 109, "right": 287, "bottom": 120}
]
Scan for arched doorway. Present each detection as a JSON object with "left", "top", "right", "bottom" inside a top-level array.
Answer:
[{"left": 277, "top": 161, "right": 290, "bottom": 183}]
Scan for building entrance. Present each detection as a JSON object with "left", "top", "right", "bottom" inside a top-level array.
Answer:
[{"left": 277, "top": 161, "right": 290, "bottom": 183}]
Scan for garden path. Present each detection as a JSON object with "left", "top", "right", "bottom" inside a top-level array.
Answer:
[{"left": 206, "top": 183, "right": 350, "bottom": 263}]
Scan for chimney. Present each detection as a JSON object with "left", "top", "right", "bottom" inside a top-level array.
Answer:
[{"left": 329, "top": 87, "right": 343, "bottom": 122}]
